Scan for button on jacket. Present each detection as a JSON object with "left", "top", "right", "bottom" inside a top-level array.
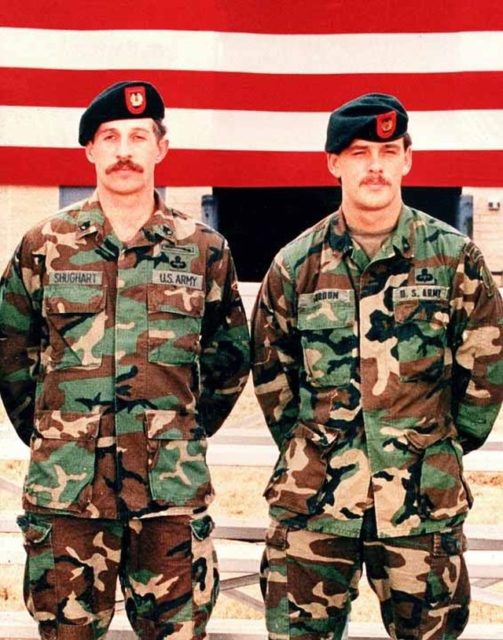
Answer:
[
  {"left": 252, "top": 206, "right": 503, "bottom": 538},
  {"left": 0, "top": 192, "right": 250, "bottom": 519}
]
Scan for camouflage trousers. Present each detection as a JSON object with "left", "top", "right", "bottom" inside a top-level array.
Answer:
[
  {"left": 17, "top": 512, "right": 219, "bottom": 640},
  {"left": 260, "top": 510, "right": 470, "bottom": 640}
]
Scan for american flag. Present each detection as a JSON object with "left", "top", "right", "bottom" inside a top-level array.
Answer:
[{"left": 1, "top": 0, "right": 502, "bottom": 187}]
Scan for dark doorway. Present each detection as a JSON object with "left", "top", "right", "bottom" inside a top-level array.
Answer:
[{"left": 215, "top": 186, "right": 462, "bottom": 281}]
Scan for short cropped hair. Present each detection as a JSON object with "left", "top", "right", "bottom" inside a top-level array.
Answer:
[{"left": 153, "top": 119, "right": 167, "bottom": 141}]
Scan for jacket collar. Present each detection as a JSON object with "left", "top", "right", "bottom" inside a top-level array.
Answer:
[
  {"left": 75, "top": 190, "right": 176, "bottom": 245},
  {"left": 389, "top": 205, "right": 415, "bottom": 259},
  {"left": 328, "top": 210, "right": 353, "bottom": 257},
  {"left": 328, "top": 205, "right": 415, "bottom": 260}
]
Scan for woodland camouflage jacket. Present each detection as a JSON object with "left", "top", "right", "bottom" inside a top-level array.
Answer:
[
  {"left": 0, "top": 192, "right": 250, "bottom": 519},
  {"left": 252, "top": 206, "right": 503, "bottom": 538}
]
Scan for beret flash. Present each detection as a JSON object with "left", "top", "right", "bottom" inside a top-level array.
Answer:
[
  {"left": 79, "top": 81, "right": 165, "bottom": 146},
  {"left": 325, "top": 93, "right": 408, "bottom": 153}
]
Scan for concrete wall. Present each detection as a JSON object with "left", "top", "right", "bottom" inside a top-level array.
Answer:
[
  {"left": 0, "top": 186, "right": 59, "bottom": 272},
  {"left": 469, "top": 187, "right": 503, "bottom": 278}
]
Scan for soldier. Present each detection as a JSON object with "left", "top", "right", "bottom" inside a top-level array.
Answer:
[
  {"left": 0, "top": 81, "right": 250, "bottom": 639},
  {"left": 251, "top": 93, "right": 503, "bottom": 640}
]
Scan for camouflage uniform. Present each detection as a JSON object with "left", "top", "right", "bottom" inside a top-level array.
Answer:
[
  {"left": 0, "top": 191, "right": 250, "bottom": 638},
  {"left": 252, "top": 206, "right": 503, "bottom": 639}
]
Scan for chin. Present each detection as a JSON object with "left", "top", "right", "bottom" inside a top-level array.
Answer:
[
  {"left": 106, "top": 179, "right": 145, "bottom": 195},
  {"left": 359, "top": 198, "right": 393, "bottom": 211}
]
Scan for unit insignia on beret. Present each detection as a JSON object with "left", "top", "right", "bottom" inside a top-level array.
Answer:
[
  {"left": 125, "top": 86, "right": 146, "bottom": 114},
  {"left": 376, "top": 111, "right": 397, "bottom": 139}
]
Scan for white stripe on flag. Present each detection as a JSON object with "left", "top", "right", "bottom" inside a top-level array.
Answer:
[
  {"left": 1, "top": 106, "right": 502, "bottom": 151},
  {"left": 1, "top": 28, "right": 502, "bottom": 73}
]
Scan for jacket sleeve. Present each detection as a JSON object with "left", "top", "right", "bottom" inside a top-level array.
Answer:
[
  {"left": 251, "top": 253, "right": 301, "bottom": 448},
  {"left": 451, "top": 241, "right": 503, "bottom": 453},
  {"left": 0, "top": 238, "right": 43, "bottom": 445},
  {"left": 198, "top": 238, "right": 250, "bottom": 436}
]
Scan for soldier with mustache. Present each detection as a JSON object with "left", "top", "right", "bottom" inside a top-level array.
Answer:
[
  {"left": 251, "top": 93, "right": 503, "bottom": 640},
  {"left": 0, "top": 81, "right": 250, "bottom": 640}
]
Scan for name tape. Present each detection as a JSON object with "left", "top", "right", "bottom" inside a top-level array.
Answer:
[
  {"left": 299, "top": 289, "right": 353, "bottom": 306},
  {"left": 49, "top": 271, "right": 103, "bottom": 285},
  {"left": 153, "top": 270, "right": 204, "bottom": 289},
  {"left": 393, "top": 286, "right": 449, "bottom": 302}
]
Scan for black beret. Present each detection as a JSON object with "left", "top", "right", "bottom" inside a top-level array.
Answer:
[
  {"left": 325, "top": 93, "right": 408, "bottom": 153},
  {"left": 79, "top": 81, "right": 165, "bottom": 145}
]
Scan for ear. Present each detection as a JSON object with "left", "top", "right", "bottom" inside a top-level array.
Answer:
[
  {"left": 85, "top": 143, "right": 95, "bottom": 164},
  {"left": 326, "top": 153, "right": 341, "bottom": 179},
  {"left": 156, "top": 138, "right": 169, "bottom": 163},
  {"left": 402, "top": 146, "right": 412, "bottom": 176}
]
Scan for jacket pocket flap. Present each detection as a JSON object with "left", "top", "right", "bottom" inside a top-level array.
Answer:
[
  {"left": 144, "top": 410, "right": 203, "bottom": 440},
  {"left": 298, "top": 299, "right": 354, "bottom": 330},
  {"left": 148, "top": 285, "right": 204, "bottom": 317},
  {"left": 35, "top": 411, "right": 100, "bottom": 440},
  {"left": 403, "top": 415, "right": 456, "bottom": 452},
  {"left": 393, "top": 298, "right": 449, "bottom": 325},
  {"left": 294, "top": 422, "right": 342, "bottom": 448},
  {"left": 43, "top": 285, "right": 106, "bottom": 315}
]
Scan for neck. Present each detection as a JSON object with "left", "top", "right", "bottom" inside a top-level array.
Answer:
[
  {"left": 97, "top": 187, "right": 155, "bottom": 241},
  {"left": 341, "top": 200, "right": 402, "bottom": 234}
]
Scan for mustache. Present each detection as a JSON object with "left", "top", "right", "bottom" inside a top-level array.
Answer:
[
  {"left": 360, "top": 175, "right": 390, "bottom": 186},
  {"left": 106, "top": 160, "right": 144, "bottom": 174}
]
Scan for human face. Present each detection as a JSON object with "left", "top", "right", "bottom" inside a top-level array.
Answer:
[
  {"left": 327, "top": 138, "right": 412, "bottom": 218},
  {"left": 85, "top": 118, "right": 168, "bottom": 197}
]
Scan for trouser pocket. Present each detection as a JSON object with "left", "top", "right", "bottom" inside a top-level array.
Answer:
[
  {"left": 122, "top": 515, "right": 218, "bottom": 639},
  {"left": 18, "top": 514, "right": 121, "bottom": 639},
  {"left": 17, "top": 513, "right": 57, "bottom": 624},
  {"left": 363, "top": 524, "right": 470, "bottom": 640},
  {"left": 191, "top": 515, "right": 219, "bottom": 635},
  {"left": 262, "top": 521, "right": 354, "bottom": 638}
]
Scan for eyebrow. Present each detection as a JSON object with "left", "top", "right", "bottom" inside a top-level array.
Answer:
[
  {"left": 348, "top": 142, "right": 401, "bottom": 150},
  {"left": 97, "top": 126, "right": 151, "bottom": 135}
]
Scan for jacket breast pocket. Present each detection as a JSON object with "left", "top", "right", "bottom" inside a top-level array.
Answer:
[
  {"left": 43, "top": 284, "right": 106, "bottom": 370},
  {"left": 147, "top": 285, "right": 204, "bottom": 365},
  {"left": 24, "top": 411, "right": 100, "bottom": 512},
  {"left": 393, "top": 298, "right": 449, "bottom": 382},
  {"left": 145, "top": 409, "right": 211, "bottom": 505},
  {"left": 297, "top": 298, "right": 356, "bottom": 387}
]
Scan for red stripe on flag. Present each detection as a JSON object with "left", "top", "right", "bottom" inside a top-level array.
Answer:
[
  {"left": 1, "top": 0, "right": 502, "bottom": 33},
  {"left": 1, "top": 148, "right": 501, "bottom": 187},
  {"left": 2, "top": 68, "right": 502, "bottom": 112}
]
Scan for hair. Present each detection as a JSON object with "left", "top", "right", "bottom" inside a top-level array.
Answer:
[{"left": 153, "top": 119, "right": 167, "bottom": 141}]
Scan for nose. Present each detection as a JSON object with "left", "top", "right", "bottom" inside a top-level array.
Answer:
[
  {"left": 368, "top": 149, "right": 383, "bottom": 172},
  {"left": 116, "top": 137, "right": 132, "bottom": 158}
]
